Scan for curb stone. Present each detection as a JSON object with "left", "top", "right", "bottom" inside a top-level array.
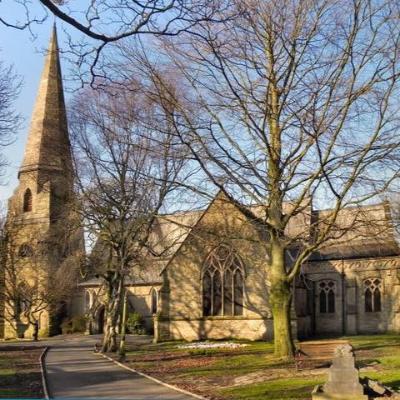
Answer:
[
  {"left": 40, "top": 346, "right": 50, "bottom": 400},
  {"left": 98, "top": 352, "right": 208, "bottom": 400}
]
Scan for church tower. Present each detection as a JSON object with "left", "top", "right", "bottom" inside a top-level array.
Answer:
[{"left": 0, "top": 26, "right": 84, "bottom": 338}]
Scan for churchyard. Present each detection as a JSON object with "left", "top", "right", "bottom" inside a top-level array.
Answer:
[
  {"left": 0, "top": 345, "right": 44, "bottom": 398},
  {"left": 112, "top": 334, "right": 400, "bottom": 400},
  {"left": 0, "top": 334, "right": 399, "bottom": 398}
]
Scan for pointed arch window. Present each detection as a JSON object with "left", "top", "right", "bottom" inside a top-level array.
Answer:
[
  {"left": 319, "top": 280, "right": 336, "bottom": 314},
  {"left": 85, "top": 291, "right": 91, "bottom": 312},
  {"left": 364, "top": 278, "right": 382, "bottom": 312},
  {"left": 202, "top": 245, "right": 245, "bottom": 317},
  {"left": 23, "top": 189, "right": 32, "bottom": 212},
  {"left": 151, "top": 288, "right": 158, "bottom": 314},
  {"left": 16, "top": 283, "right": 30, "bottom": 314}
]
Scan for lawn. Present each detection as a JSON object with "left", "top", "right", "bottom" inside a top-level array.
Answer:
[
  {"left": 119, "top": 334, "right": 400, "bottom": 400},
  {"left": 0, "top": 345, "right": 44, "bottom": 398}
]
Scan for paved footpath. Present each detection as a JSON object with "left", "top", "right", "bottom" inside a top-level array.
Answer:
[{"left": 45, "top": 335, "right": 197, "bottom": 399}]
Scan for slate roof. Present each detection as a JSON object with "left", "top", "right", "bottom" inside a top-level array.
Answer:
[
  {"left": 80, "top": 198, "right": 400, "bottom": 287},
  {"left": 310, "top": 203, "right": 400, "bottom": 261},
  {"left": 81, "top": 210, "right": 202, "bottom": 286}
]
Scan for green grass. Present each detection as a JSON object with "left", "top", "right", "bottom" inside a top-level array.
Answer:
[
  {"left": 343, "top": 334, "right": 400, "bottom": 390},
  {"left": 126, "top": 340, "right": 187, "bottom": 355},
  {"left": 0, "top": 347, "right": 43, "bottom": 398},
  {"left": 124, "top": 334, "right": 400, "bottom": 400},
  {"left": 343, "top": 334, "right": 400, "bottom": 351},
  {"left": 0, "top": 365, "right": 18, "bottom": 389},
  {"left": 0, "top": 368, "right": 16, "bottom": 377},
  {"left": 220, "top": 377, "right": 324, "bottom": 400}
]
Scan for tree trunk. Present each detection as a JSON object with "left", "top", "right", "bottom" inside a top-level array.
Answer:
[
  {"left": 118, "top": 292, "right": 127, "bottom": 357},
  {"left": 269, "top": 238, "right": 295, "bottom": 360},
  {"left": 264, "top": 59, "right": 295, "bottom": 359},
  {"left": 270, "top": 279, "right": 294, "bottom": 360},
  {"left": 101, "top": 275, "right": 123, "bottom": 353},
  {"left": 102, "top": 313, "right": 119, "bottom": 352}
]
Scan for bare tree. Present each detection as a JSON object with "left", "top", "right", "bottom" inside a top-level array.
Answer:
[
  {"left": 122, "top": 0, "right": 400, "bottom": 359},
  {"left": 0, "top": 57, "right": 21, "bottom": 178},
  {"left": 0, "top": 0, "right": 233, "bottom": 85},
  {"left": 69, "top": 82, "right": 188, "bottom": 352}
]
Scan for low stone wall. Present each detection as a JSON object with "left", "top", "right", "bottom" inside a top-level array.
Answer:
[{"left": 157, "top": 317, "right": 273, "bottom": 342}]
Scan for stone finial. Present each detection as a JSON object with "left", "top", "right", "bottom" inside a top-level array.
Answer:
[{"left": 333, "top": 344, "right": 353, "bottom": 358}]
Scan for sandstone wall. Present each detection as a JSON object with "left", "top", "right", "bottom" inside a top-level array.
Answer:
[
  {"left": 158, "top": 194, "right": 274, "bottom": 342},
  {"left": 297, "top": 257, "right": 400, "bottom": 337}
]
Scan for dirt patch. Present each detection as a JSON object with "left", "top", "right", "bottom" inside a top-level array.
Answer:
[
  {"left": 124, "top": 350, "right": 327, "bottom": 399},
  {"left": 0, "top": 346, "right": 44, "bottom": 399},
  {"left": 122, "top": 352, "right": 227, "bottom": 399},
  {"left": 128, "top": 351, "right": 219, "bottom": 372},
  {"left": 232, "top": 368, "right": 328, "bottom": 387}
]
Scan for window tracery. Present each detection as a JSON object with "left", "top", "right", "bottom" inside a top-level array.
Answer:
[
  {"left": 202, "top": 245, "right": 244, "bottom": 317},
  {"left": 364, "top": 278, "right": 382, "bottom": 312},
  {"left": 319, "top": 280, "right": 336, "bottom": 314}
]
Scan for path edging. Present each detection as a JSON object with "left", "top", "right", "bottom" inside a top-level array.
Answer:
[
  {"left": 99, "top": 352, "right": 207, "bottom": 400},
  {"left": 40, "top": 346, "right": 50, "bottom": 400}
]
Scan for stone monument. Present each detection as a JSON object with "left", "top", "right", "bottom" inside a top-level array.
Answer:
[{"left": 312, "top": 344, "right": 368, "bottom": 400}]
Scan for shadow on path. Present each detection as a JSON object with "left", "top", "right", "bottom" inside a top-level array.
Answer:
[{"left": 44, "top": 336, "right": 196, "bottom": 399}]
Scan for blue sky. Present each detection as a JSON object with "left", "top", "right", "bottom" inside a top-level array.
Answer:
[{"left": 0, "top": 3, "right": 75, "bottom": 207}]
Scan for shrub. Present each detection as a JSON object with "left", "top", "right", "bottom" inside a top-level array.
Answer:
[
  {"left": 39, "top": 327, "right": 49, "bottom": 338},
  {"left": 60, "top": 319, "right": 72, "bottom": 334},
  {"left": 126, "top": 312, "right": 145, "bottom": 335},
  {"left": 61, "top": 316, "right": 87, "bottom": 334},
  {"left": 72, "top": 316, "right": 87, "bottom": 332}
]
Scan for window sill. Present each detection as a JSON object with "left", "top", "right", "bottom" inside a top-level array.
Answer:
[{"left": 200, "top": 316, "right": 246, "bottom": 320}]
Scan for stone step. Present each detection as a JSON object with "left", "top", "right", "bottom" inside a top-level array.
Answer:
[{"left": 297, "top": 340, "right": 350, "bottom": 360}]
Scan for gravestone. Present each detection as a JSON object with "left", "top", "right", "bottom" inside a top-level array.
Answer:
[{"left": 312, "top": 344, "right": 368, "bottom": 400}]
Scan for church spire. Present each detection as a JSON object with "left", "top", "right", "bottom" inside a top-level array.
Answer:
[{"left": 19, "top": 25, "right": 73, "bottom": 178}]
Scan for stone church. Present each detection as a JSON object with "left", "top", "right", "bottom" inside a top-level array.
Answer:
[
  {"left": 0, "top": 27, "right": 84, "bottom": 339},
  {"left": 2, "top": 28, "right": 400, "bottom": 341}
]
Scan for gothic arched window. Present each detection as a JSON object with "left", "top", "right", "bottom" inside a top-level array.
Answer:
[
  {"left": 85, "top": 291, "right": 91, "bottom": 312},
  {"left": 364, "top": 278, "right": 382, "bottom": 312},
  {"left": 151, "top": 288, "right": 158, "bottom": 314},
  {"left": 202, "top": 245, "right": 245, "bottom": 317},
  {"left": 23, "top": 189, "right": 32, "bottom": 212},
  {"left": 16, "top": 283, "right": 30, "bottom": 314},
  {"left": 319, "top": 280, "right": 336, "bottom": 313}
]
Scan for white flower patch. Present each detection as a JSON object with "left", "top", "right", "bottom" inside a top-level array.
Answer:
[{"left": 177, "top": 341, "right": 249, "bottom": 350}]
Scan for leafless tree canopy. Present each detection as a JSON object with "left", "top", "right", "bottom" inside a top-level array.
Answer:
[
  {"left": 4, "top": 0, "right": 400, "bottom": 358},
  {"left": 113, "top": 0, "right": 400, "bottom": 357},
  {"left": 70, "top": 83, "right": 187, "bottom": 246},
  {"left": 0, "top": 0, "right": 233, "bottom": 85},
  {"left": 69, "top": 82, "right": 189, "bottom": 351},
  {"left": 0, "top": 58, "right": 21, "bottom": 177},
  {"left": 135, "top": 0, "right": 400, "bottom": 250}
]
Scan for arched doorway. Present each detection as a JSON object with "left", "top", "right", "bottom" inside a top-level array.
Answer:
[{"left": 97, "top": 306, "right": 105, "bottom": 334}]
